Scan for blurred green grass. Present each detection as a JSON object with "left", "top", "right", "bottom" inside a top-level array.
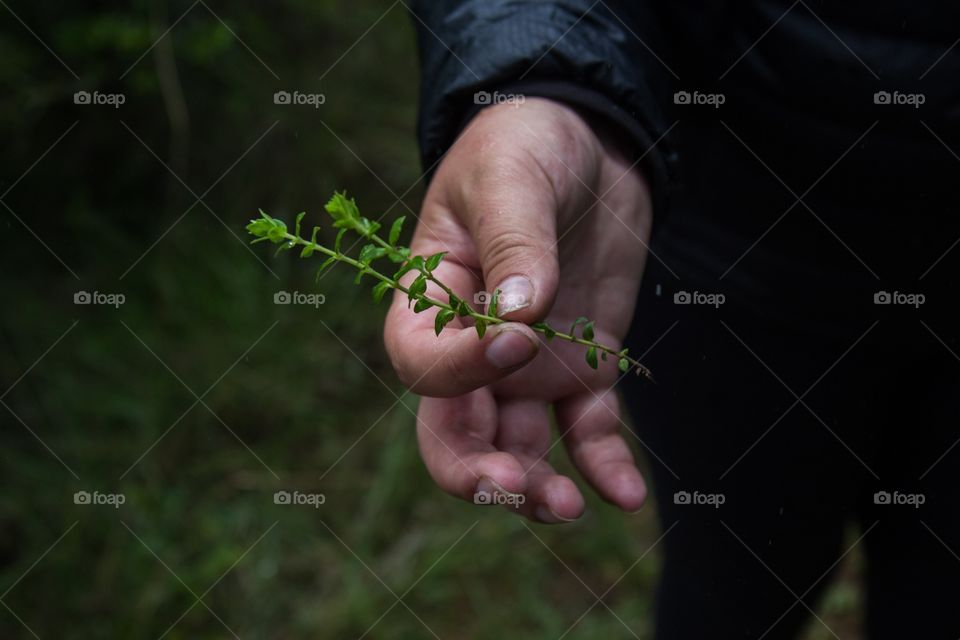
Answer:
[{"left": 0, "top": 1, "right": 862, "bottom": 637}]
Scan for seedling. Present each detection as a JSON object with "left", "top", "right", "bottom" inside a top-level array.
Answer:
[{"left": 247, "top": 192, "right": 653, "bottom": 379}]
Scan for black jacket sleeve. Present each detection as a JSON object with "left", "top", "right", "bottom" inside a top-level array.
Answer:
[{"left": 408, "top": 1, "right": 677, "bottom": 209}]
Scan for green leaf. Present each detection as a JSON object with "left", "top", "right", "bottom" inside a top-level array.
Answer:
[
  {"left": 246, "top": 210, "right": 288, "bottom": 244},
  {"left": 372, "top": 281, "right": 391, "bottom": 303},
  {"left": 294, "top": 212, "right": 306, "bottom": 238},
  {"left": 532, "top": 322, "right": 556, "bottom": 340},
  {"left": 425, "top": 252, "right": 447, "bottom": 271},
  {"left": 359, "top": 244, "right": 388, "bottom": 265},
  {"left": 435, "top": 309, "right": 456, "bottom": 336},
  {"left": 457, "top": 301, "right": 471, "bottom": 317},
  {"left": 357, "top": 217, "right": 381, "bottom": 237},
  {"left": 570, "top": 316, "right": 589, "bottom": 336},
  {"left": 389, "top": 216, "right": 405, "bottom": 245},
  {"left": 407, "top": 274, "right": 427, "bottom": 305},
  {"left": 585, "top": 347, "right": 598, "bottom": 369},
  {"left": 301, "top": 226, "right": 321, "bottom": 258},
  {"left": 414, "top": 297, "right": 433, "bottom": 313},
  {"left": 274, "top": 240, "right": 295, "bottom": 256},
  {"left": 325, "top": 192, "right": 361, "bottom": 228},
  {"left": 334, "top": 228, "right": 347, "bottom": 253},
  {"left": 388, "top": 246, "right": 410, "bottom": 264},
  {"left": 618, "top": 357, "right": 630, "bottom": 373},
  {"left": 489, "top": 288, "right": 500, "bottom": 318},
  {"left": 316, "top": 256, "right": 337, "bottom": 281},
  {"left": 393, "top": 261, "right": 416, "bottom": 280},
  {"left": 475, "top": 319, "right": 487, "bottom": 339},
  {"left": 354, "top": 269, "right": 366, "bottom": 285},
  {"left": 582, "top": 321, "right": 595, "bottom": 342}
]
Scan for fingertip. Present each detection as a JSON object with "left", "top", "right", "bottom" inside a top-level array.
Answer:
[
  {"left": 608, "top": 465, "right": 648, "bottom": 513},
  {"left": 534, "top": 476, "right": 585, "bottom": 524},
  {"left": 484, "top": 325, "right": 539, "bottom": 370},
  {"left": 473, "top": 451, "right": 528, "bottom": 496}
]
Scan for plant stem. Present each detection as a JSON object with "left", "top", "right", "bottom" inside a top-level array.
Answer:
[
  {"left": 280, "top": 231, "right": 454, "bottom": 313},
  {"left": 281, "top": 229, "right": 652, "bottom": 379}
]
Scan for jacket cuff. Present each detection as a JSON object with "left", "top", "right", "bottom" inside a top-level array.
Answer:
[{"left": 455, "top": 79, "right": 674, "bottom": 217}]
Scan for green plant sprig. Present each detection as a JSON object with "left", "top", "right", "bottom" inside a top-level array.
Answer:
[{"left": 247, "top": 192, "right": 653, "bottom": 380}]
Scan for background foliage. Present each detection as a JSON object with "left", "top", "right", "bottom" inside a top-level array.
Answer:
[{"left": 0, "top": 1, "right": 860, "bottom": 637}]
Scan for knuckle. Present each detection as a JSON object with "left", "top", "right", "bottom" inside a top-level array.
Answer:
[
  {"left": 480, "top": 227, "right": 548, "bottom": 275},
  {"left": 464, "top": 149, "right": 536, "bottom": 198}
]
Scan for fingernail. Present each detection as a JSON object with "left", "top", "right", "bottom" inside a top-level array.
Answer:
[
  {"left": 534, "top": 504, "right": 578, "bottom": 524},
  {"left": 493, "top": 275, "right": 533, "bottom": 316},
  {"left": 473, "top": 476, "right": 496, "bottom": 505},
  {"left": 485, "top": 329, "right": 537, "bottom": 369},
  {"left": 473, "top": 476, "right": 523, "bottom": 506}
]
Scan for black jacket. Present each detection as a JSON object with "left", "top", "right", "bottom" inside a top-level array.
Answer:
[{"left": 409, "top": 1, "right": 960, "bottom": 335}]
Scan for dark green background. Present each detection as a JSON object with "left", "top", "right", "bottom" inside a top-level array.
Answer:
[{"left": 0, "top": 2, "right": 860, "bottom": 637}]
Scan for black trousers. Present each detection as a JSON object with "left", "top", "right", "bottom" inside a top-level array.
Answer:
[{"left": 621, "top": 118, "right": 960, "bottom": 639}]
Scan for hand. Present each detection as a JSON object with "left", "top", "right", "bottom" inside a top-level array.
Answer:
[{"left": 384, "top": 97, "right": 652, "bottom": 523}]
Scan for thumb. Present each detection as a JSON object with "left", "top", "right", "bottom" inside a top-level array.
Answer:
[{"left": 453, "top": 157, "right": 560, "bottom": 323}]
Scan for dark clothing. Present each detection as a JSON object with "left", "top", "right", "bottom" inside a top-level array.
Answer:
[
  {"left": 411, "top": 2, "right": 960, "bottom": 637},
  {"left": 621, "top": 272, "right": 960, "bottom": 639},
  {"left": 409, "top": 1, "right": 676, "bottom": 196}
]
